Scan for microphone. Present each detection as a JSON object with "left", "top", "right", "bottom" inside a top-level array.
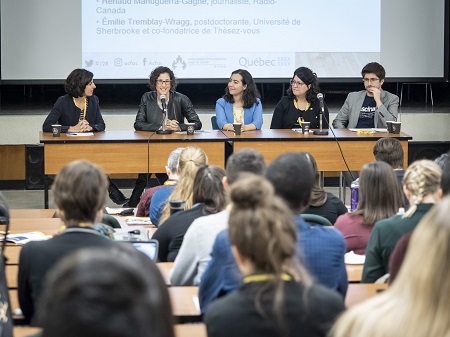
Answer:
[
  {"left": 313, "top": 93, "right": 329, "bottom": 135},
  {"left": 156, "top": 94, "right": 173, "bottom": 134},
  {"left": 317, "top": 93, "right": 325, "bottom": 113},
  {"left": 160, "top": 94, "right": 167, "bottom": 111}
]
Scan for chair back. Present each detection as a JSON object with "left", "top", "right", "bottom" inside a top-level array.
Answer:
[
  {"left": 301, "top": 214, "right": 333, "bottom": 227},
  {"left": 211, "top": 116, "right": 219, "bottom": 130}
]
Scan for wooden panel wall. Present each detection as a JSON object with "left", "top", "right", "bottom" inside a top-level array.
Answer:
[{"left": 0, "top": 145, "right": 25, "bottom": 180}]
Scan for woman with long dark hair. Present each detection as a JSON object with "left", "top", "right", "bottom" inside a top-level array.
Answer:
[
  {"left": 215, "top": 69, "right": 263, "bottom": 132},
  {"left": 271, "top": 67, "right": 329, "bottom": 129}
]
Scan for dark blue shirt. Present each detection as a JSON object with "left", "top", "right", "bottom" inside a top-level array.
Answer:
[
  {"left": 199, "top": 214, "right": 348, "bottom": 313},
  {"left": 356, "top": 95, "right": 376, "bottom": 128}
]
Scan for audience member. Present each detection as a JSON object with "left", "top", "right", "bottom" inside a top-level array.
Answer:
[
  {"left": 170, "top": 149, "right": 266, "bottom": 286},
  {"left": 373, "top": 137, "right": 408, "bottom": 208},
  {"left": 216, "top": 69, "right": 263, "bottom": 132},
  {"left": 333, "top": 62, "right": 398, "bottom": 129},
  {"left": 152, "top": 165, "right": 227, "bottom": 262},
  {"left": 334, "top": 161, "right": 403, "bottom": 254},
  {"left": 38, "top": 244, "right": 174, "bottom": 337},
  {"left": 389, "top": 153, "right": 450, "bottom": 283},
  {"left": 136, "top": 148, "right": 183, "bottom": 217},
  {"left": 362, "top": 160, "right": 441, "bottom": 282},
  {"left": 18, "top": 160, "right": 116, "bottom": 325},
  {"left": 441, "top": 151, "right": 450, "bottom": 195},
  {"left": 270, "top": 67, "right": 329, "bottom": 129},
  {"left": 434, "top": 152, "right": 449, "bottom": 169},
  {"left": 331, "top": 196, "right": 450, "bottom": 337},
  {"left": 205, "top": 175, "right": 344, "bottom": 337},
  {"left": 303, "top": 153, "right": 347, "bottom": 224},
  {"left": 199, "top": 152, "right": 347, "bottom": 313},
  {"left": 150, "top": 145, "right": 207, "bottom": 226}
]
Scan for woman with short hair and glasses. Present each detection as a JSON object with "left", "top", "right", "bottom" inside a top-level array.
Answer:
[
  {"left": 121, "top": 66, "right": 202, "bottom": 208},
  {"left": 134, "top": 66, "right": 202, "bottom": 132},
  {"left": 270, "top": 67, "right": 329, "bottom": 129}
]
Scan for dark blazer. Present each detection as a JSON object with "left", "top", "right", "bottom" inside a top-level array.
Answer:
[
  {"left": 271, "top": 96, "right": 329, "bottom": 129},
  {"left": 134, "top": 91, "right": 202, "bottom": 131},
  {"left": 18, "top": 228, "right": 115, "bottom": 325},
  {"left": 42, "top": 94, "right": 106, "bottom": 133}
]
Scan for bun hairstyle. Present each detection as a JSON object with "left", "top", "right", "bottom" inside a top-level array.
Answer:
[
  {"left": 228, "top": 173, "right": 312, "bottom": 330},
  {"left": 228, "top": 173, "right": 296, "bottom": 273}
]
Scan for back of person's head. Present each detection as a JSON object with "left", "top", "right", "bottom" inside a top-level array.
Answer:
[
  {"left": 361, "top": 62, "right": 386, "bottom": 80},
  {"left": 193, "top": 165, "right": 227, "bottom": 215},
  {"left": 373, "top": 138, "right": 404, "bottom": 169},
  {"left": 441, "top": 152, "right": 450, "bottom": 196},
  {"left": 228, "top": 174, "right": 312, "bottom": 328},
  {"left": 355, "top": 161, "right": 403, "bottom": 225},
  {"left": 64, "top": 68, "right": 94, "bottom": 97},
  {"left": 434, "top": 152, "right": 449, "bottom": 169},
  {"left": 265, "top": 152, "right": 314, "bottom": 213},
  {"left": 305, "top": 153, "right": 328, "bottom": 207},
  {"left": 52, "top": 160, "right": 107, "bottom": 226},
  {"left": 225, "top": 148, "right": 266, "bottom": 185},
  {"left": 38, "top": 244, "right": 174, "bottom": 337},
  {"left": 166, "top": 147, "right": 184, "bottom": 174},
  {"left": 161, "top": 146, "right": 208, "bottom": 222},
  {"left": 286, "top": 67, "right": 320, "bottom": 103},
  {"left": 403, "top": 159, "right": 441, "bottom": 217},
  {"left": 331, "top": 196, "right": 450, "bottom": 337}
]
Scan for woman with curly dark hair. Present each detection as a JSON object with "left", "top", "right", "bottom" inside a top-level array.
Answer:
[
  {"left": 134, "top": 66, "right": 202, "bottom": 132},
  {"left": 216, "top": 69, "right": 263, "bottom": 132},
  {"left": 270, "top": 67, "right": 329, "bottom": 129},
  {"left": 42, "top": 68, "right": 105, "bottom": 133}
]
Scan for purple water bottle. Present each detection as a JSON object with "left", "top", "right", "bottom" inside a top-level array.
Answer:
[{"left": 350, "top": 179, "right": 359, "bottom": 211}]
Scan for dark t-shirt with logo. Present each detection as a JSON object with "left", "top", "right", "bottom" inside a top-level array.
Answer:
[{"left": 356, "top": 95, "right": 376, "bottom": 128}]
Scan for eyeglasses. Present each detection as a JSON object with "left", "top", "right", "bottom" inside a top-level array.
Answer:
[
  {"left": 363, "top": 78, "right": 380, "bottom": 83},
  {"left": 290, "top": 79, "right": 306, "bottom": 87},
  {"left": 156, "top": 79, "right": 171, "bottom": 85}
]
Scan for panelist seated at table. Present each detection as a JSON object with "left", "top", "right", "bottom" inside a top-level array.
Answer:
[
  {"left": 332, "top": 62, "right": 399, "bottom": 129},
  {"left": 270, "top": 67, "right": 329, "bottom": 130},
  {"left": 42, "top": 68, "right": 105, "bottom": 133},
  {"left": 134, "top": 66, "right": 202, "bottom": 132},
  {"left": 215, "top": 69, "right": 263, "bottom": 132}
]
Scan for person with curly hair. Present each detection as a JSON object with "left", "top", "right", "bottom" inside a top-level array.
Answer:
[{"left": 270, "top": 67, "right": 329, "bottom": 129}]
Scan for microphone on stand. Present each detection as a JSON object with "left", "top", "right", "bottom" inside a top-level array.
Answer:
[
  {"left": 313, "top": 93, "right": 329, "bottom": 135},
  {"left": 156, "top": 94, "right": 173, "bottom": 134}
]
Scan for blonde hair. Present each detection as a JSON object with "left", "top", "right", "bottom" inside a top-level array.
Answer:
[
  {"left": 159, "top": 146, "right": 208, "bottom": 223},
  {"left": 402, "top": 160, "right": 441, "bottom": 217},
  {"left": 331, "top": 196, "right": 450, "bottom": 337}
]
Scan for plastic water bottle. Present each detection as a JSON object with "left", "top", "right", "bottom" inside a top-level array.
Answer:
[{"left": 350, "top": 179, "right": 359, "bottom": 211}]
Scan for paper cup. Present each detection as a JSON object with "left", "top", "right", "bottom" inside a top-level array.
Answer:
[
  {"left": 52, "top": 124, "right": 61, "bottom": 137},
  {"left": 233, "top": 123, "right": 242, "bottom": 135}
]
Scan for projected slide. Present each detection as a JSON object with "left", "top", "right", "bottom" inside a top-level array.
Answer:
[{"left": 82, "top": 0, "right": 380, "bottom": 79}]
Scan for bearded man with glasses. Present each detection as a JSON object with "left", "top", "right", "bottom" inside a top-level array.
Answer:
[{"left": 332, "top": 62, "right": 399, "bottom": 129}]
